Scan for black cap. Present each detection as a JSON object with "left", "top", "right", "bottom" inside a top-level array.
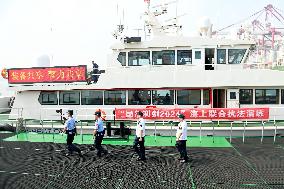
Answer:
[
  {"left": 94, "top": 111, "right": 101, "bottom": 117},
  {"left": 178, "top": 114, "right": 185, "bottom": 119},
  {"left": 137, "top": 111, "right": 143, "bottom": 116},
  {"left": 67, "top": 110, "right": 73, "bottom": 116}
]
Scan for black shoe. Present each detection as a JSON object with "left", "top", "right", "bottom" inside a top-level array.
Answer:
[
  {"left": 180, "top": 159, "right": 189, "bottom": 163},
  {"left": 137, "top": 157, "right": 146, "bottom": 161}
]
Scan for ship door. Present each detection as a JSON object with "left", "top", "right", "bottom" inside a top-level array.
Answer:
[
  {"left": 213, "top": 89, "right": 226, "bottom": 108},
  {"left": 227, "top": 89, "right": 240, "bottom": 108},
  {"left": 192, "top": 49, "right": 205, "bottom": 65}
]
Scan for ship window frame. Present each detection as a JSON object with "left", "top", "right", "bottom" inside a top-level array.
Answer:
[
  {"left": 128, "top": 90, "right": 151, "bottom": 105},
  {"left": 38, "top": 91, "right": 58, "bottom": 105},
  {"left": 152, "top": 90, "right": 174, "bottom": 105},
  {"left": 255, "top": 89, "right": 279, "bottom": 105},
  {"left": 104, "top": 90, "right": 126, "bottom": 105},
  {"left": 194, "top": 51, "right": 201, "bottom": 60},
  {"left": 228, "top": 49, "right": 247, "bottom": 64},
  {"left": 239, "top": 89, "right": 253, "bottom": 104},
  {"left": 177, "top": 50, "right": 192, "bottom": 65},
  {"left": 117, "top": 52, "right": 126, "bottom": 66},
  {"left": 152, "top": 50, "right": 175, "bottom": 65},
  {"left": 81, "top": 90, "right": 103, "bottom": 105},
  {"left": 59, "top": 91, "right": 80, "bottom": 105},
  {"left": 177, "top": 89, "right": 201, "bottom": 105},
  {"left": 281, "top": 89, "right": 284, "bottom": 104},
  {"left": 128, "top": 51, "right": 150, "bottom": 66},
  {"left": 217, "top": 49, "right": 226, "bottom": 64},
  {"left": 203, "top": 89, "right": 210, "bottom": 105}
]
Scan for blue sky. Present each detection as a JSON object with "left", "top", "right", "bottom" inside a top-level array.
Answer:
[{"left": 0, "top": 0, "right": 283, "bottom": 94}]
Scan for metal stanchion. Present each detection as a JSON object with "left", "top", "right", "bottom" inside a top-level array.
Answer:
[
  {"left": 81, "top": 121, "right": 83, "bottom": 143},
  {"left": 154, "top": 122, "right": 157, "bottom": 143},
  {"left": 199, "top": 122, "right": 202, "bottom": 143},
  {"left": 273, "top": 116, "right": 277, "bottom": 144},
  {"left": 261, "top": 120, "right": 264, "bottom": 144},
  {"left": 212, "top": 121, "right": 215, "bottom": 143},
  {"left": 242, "top": 120, "right": 247, "bottom": 144},
  {"left": 16, "top": 121, "right": 18, "bottom": 139},
  {"left": 170, "top": 121, "right": 173, "bottom": 144},
  {"left": 24, "top": 119, "right": 28, "bottom": 140},
  {"left": 230, "top": 122, "right": 233, "bottom": 143},
  {"left": 52, "top": 120, "right": 54, "bottom": 142},
  {"left": 42, "top": 120, "right": 45, "bottom": 139}
]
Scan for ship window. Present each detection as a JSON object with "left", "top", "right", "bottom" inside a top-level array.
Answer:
[
  {"left": 39, "top": 91, "right": 58, "bottom": 105},
  {"left": 152, "top": 90, "right": 174, "bottom": 105},
  {"left": 128, "top": 51, "right": 150, "bottom": 66},
  {"left": 104, "top": 90, "right": 126, "bottom": 105},
  {"left": 177, "top": 50, "right": 192, "bottom": 65},
  {"left": 228, "top": 49, "right": 246, "bottom": 64},
  {"left": 117, "top": 52, "right": 126, "bottom": 66},
  {"left": 255, "top": 89, "right": 279, "bottom": 104},
  {"left": 152, "top": 50, "right": 175, "bottom": 65},
  {"left": 203, "top": 89, "right": 210, "bottom": 105},
  {"left": 217, "top": 49, "right": 226, "bottom": 64},
  {"left": 240, "top": 89, "right": 253, "bottom": 104},
  {"left": 59, "top": 91, "right": 80, "bottom": 105},
  {"left": 195, "top": 51, "right": 201, "bottom": 59},
  {"left": 128, "top": 90, "right": 151, "bottom": 105},
  {"left": 81, "top": 90, "right": 103, "bottom": 105},
  {"left": 281, "top": 90, "right": 284, "bottom": 104},
  {"left": 177, "top": 90, "right": 201, "bottom": 105},
  {"left": 230, "top": 92, "right": 236, "bottom": 99}
]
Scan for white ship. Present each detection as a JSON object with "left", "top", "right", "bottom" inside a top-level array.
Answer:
[{"left": 4, "top": 1, "right": 284, "bottom": 121}]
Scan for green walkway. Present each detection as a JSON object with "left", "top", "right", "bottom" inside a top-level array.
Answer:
[{"left": 3, "top": 133, "right": 231, "bottom": 147}]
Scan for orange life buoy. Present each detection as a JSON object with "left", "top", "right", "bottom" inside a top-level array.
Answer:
[
  {"left": 1, "top": 68, "right": 8, "bottom": 79},
  {"left": 96, "top": 109, "right": 107, "bottom": 121}
]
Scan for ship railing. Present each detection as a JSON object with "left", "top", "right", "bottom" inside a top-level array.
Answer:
[
  {"left": 8, "top": 106, "right": 284, "bottom": 145},
  {"left": 101, "top": 62, "right": 276, "bottom": 72},
  {"left": 0, "top": 107, "right": 24, "bottom": 138}
]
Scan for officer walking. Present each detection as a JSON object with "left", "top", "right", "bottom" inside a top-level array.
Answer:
[
  {"left": 63, "top": 110, "right": 82, "bottom": 157},
  {"left": 93, "top": 111, "right": 107, "bottom": 157},
  {"left": 175, "top": 114, "right": 189, "bottom": 163},
  {"left": 133, "top": 111, "right": 146, "bottom": 161}
]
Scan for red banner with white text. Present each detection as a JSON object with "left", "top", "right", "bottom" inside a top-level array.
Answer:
[
  {"left": 115, "top": 108, "right": 270, "bottom": 120},
  {"left": 8, "top": 65, "right": 87, "bottom": 84}
]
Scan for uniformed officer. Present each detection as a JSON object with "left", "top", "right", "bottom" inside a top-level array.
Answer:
[
  {"left": 93, "top": 111, "right": 107, "bottom": 157},
  {"left": 133, "top": 111, "right": 146, "bottom": 161},
  {"left": 175, "top": 114, "right": 189, "bottom": 163},
  {"left": 63, "top": 110, "right": 82, "bottom": 157}
]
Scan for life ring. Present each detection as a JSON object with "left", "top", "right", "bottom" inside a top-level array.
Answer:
[
  {"left": 96, "top": 109, "right": 107, "bottom": 121},
  {"left": 1, "top": 68, "right": 8, "bottom": 79}
]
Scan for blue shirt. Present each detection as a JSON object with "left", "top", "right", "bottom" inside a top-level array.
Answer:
[
  {"left": 65, "top": 117, "right": 76, "bottom": 130},
  {"left": 95, "top": 118, "right": 104, "bottom": 132}
]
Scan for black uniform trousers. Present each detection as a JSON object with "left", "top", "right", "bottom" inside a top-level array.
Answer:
[
  {"left": 66, "top": 130, "right": 81, "bottom": 154},
  {"left": 133, "top": 136, "right": 146, "bottom": 160},
  {"left": 176, "top": 140, "right": 189, "bottom": 161},
  {"left": 95, "top": 131, "right": 106, "bottom": 157}
]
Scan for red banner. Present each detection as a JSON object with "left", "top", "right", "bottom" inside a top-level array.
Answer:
[
  {"left": 115, "top": 108, "right": 270, "bottom": 120},
  {"left": 8, "top": 66, "right": 87, "bottom": 84}
]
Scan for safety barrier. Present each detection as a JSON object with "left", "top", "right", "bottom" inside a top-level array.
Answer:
[{"left": 2, "top": 107, "right": 284, "bottom": 144}]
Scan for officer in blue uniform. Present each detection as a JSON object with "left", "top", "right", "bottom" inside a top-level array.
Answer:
[
  {"left": 63, "top": 110, "right": 82, "bottom": 157},
  {"left": 93, "top": 111, "right": 107, "bottom": 157}
]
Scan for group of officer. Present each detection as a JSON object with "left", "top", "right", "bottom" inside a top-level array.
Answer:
[{"left": 63, "top": 110, "right": 189, "bottom": 163}]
